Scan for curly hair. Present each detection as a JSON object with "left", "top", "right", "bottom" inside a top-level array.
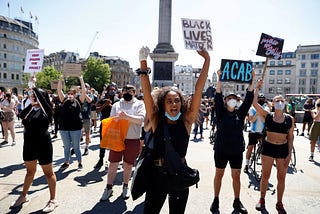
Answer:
[{"left": 156, "top": 86, "right": 187, "bottom": 124}]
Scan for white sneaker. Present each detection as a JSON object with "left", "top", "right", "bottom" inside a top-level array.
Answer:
[
  {"left": 100, "top": 188, "right": 113, "bottom": 201},
  {"left": 42, "top": 200, "right": 58, "bottom": 213},
  {"left": 122, "top": 186, "right": 130, "bottom": 199}
]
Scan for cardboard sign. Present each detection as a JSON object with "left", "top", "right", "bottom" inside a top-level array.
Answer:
[
  {"left": 256, "top": 33, "right": 284, "bottom": 60},
  {"left": 63, "top": 63, "right": 81, "bottom": 77},
  {"left": 220, "top": 59, "right": 253, "bottom": 83},
  {"left": 50, "top": 80, "right": 64, "bottom": 89},
  {"left": 181, "top": 18, "right": 212, "bottom": 51},
  {"left": 24, "top": 49, "right": 44, "bottom": 73}
]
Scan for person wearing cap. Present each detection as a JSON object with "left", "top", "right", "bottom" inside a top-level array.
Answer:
[
  {"left": 210, "top": 69, "right": 255, "bottom": 214},
  {"left": 243, "top": 93, "right": 270, "bottom": 173},
  {"left": 57, "top": 75, "right": 86, "bottom": 171}
]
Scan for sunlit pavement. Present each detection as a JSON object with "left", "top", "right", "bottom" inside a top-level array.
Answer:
[{"left": 0, "top": 121, "right": 319, "bottom": 213}]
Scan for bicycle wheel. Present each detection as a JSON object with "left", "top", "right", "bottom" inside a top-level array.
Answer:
[
  {"left": 290, "top": 146, "right": 296, "bottom": 167},
  {"left": 253, "top": 145, "right": 262, "bottom": 182}
]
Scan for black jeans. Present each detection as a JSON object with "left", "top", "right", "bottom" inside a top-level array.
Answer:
[{"left": 143, "top": 167, "right": 189, "bottom": 214}]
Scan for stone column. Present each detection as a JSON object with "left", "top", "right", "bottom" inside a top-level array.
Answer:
[{"left": 150, "top": 0, "right": 178, "bottom": 87}]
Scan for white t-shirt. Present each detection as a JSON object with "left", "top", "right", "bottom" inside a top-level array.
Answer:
[{"left": 249, "top": 104, "right": 270, "bottom": 133}]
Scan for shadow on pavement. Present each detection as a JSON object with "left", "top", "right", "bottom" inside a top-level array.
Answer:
[
  {"left": 82, "top": 196, "right": 128, "bottom": 214},
  {"left": 74, "top": 168, "right": 106, "bottom": 187},
  {"left": 0, "top": 163, "right": 25, "bottom": 178}
]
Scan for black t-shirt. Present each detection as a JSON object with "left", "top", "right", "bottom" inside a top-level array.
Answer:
[
  {"left": 59, "top": 98, "right": 83, "bottom": 130},
  {"left": 98, "top": 95, "right": 119, "bottom": 120}
]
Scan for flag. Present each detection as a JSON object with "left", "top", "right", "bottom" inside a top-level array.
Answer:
[
  {"left": 20, "top": 7, "right": 24, "bottom": 13},
  {"left": 29, "top": 11, "right": 33, "bottom": 19}
]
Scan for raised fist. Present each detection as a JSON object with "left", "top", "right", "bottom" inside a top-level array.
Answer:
[{"left": 139, "top": 46, "right": 150, "bottom": 62}]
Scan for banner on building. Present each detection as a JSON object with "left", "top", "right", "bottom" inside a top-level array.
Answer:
[
  {"left": 24, "top": 49, "right": 44, "bottom": 73},
  {"left": 220, "top": 59, "right": 253, "bottom": 83},
  {"left": 63, "top": 63, "right": 82, "bottom": 77},
  {"left": 181, "top": 18, "right": 212, "bottom": 51},
  {"left": 256, "top": 33, "right": 284, "bottom": 60}
]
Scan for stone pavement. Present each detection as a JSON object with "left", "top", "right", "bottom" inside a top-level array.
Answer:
[{"left": 1, "top": 121, "right": 320, "bottom": 214}]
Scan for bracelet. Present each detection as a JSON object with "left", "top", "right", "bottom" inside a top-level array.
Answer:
[{"left": 135, "top": 68, "right": 151, "bottom": 76}]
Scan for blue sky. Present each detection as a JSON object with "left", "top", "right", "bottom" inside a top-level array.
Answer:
[{"left": 1, "top": 0, "right": 320, "bottom": 76}]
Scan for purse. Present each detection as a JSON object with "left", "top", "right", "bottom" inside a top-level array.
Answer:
[
  {"left": 163, "top": 123, "right": 200, "bottom": 191},
  {"left": 130, "top": 132, "right": 154, "bottom": 200}
]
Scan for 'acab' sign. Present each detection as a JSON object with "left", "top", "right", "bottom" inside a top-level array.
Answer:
[
  {"left": 181, "top": 18, "right": 212, "bottom": 51},
  {"left": 220, "top": 59, "right": 253, "bottom": 83}
]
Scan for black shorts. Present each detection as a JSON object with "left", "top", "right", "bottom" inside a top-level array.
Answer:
[
  {"left": 214, "top": 152, "right": 243, "bottom": 169},
  {"left": 248, "top": 132, "right": 263, "bottom": 146},
  {"left": 261, "top": 141, "right": 288, "bottom": 159},
  {"left": 23, "top": 133, "right": 53, "bottom": 165}
]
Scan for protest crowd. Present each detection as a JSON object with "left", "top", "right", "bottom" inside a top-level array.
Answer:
[{"left": 1, "top": 42, "right": 320, "bottom": 214}]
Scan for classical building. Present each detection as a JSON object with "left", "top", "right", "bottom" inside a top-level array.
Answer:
[
  {"left": 295, "top": 45, "right": 320, "bottom": 94},
  {"left": 174, "top": 65, "right": 193, "bottom": 95},
  {"left": 0, "top": 15, "right": 38, "bottom": 93},
  {"left": 42, "top": 51, "right": 80, "bottom": 71},
  {"left": 89, "top": 52, "right": 132, "bottom": 89}
]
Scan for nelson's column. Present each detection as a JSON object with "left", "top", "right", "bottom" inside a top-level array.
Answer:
[{"left": 150, "top": 0, "right": 178, "bottom": 87}]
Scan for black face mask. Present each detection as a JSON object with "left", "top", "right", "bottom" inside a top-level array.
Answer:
[
  {"left": 317, "top": 103, "right": 320, "bottom": 107},
  {"left": 123, "top": 93, "right": 133, "bottom": 101},
  {"left": 258, "top": 100, "right": 265, "bottom": 105},
  {"left": 108, "top": 91, "right": 115, "bottom": 96}
]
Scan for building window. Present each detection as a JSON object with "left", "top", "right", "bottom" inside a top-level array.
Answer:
[
  {"left": 276, "top": 87, "right": 282, "bottom": 93},
  {"left": 241, "top": 85, "right": 245, "bottom": 90},
  {"left": 278, "top": 61, "right": 283, "bottom": 65},
  {"left": 299, "top": 79, "right": 306, "bottom": 85},
  {"left": 4, "top": 73, "right": 7, "bottom": 79},
  {"left": 269, "top": 87, "right": 275, "bottom": 94},
  {"left": 311, "top": 62, "right": 318, "bottom": 68},
  {"left": 311, "top": 70, "right": 318, "bottom": 76},
  {"left": 3, "top": 44, "right": 6, "bottom": 49},
  {"left": 277, "top": 79, "right": 283, "bottom": 84},
  {"left": 285, "top": 78, "right": 291, "bottom": 84},
  {"left": 301, "top": 63, "right": 305, "bottom": 68},
  {"left": 270, "top": 61, "right": 275, "bottom": 66},
  {"left": 285, "top": 70, "right": 291, "bottom": 75},
  {"left": 310, "top": 79, "right": 317, "bottom": 85},
  {"left": 299, "top": 70, "right": 306, "bottom": 76},
  {"left": 284, "top": 87, "right": 290, "bottom": 94},
  {"left": 16, "top": 74, "right": 19, "bottom": 80},
  {"left": 269, "top": 70, "right": 275, "bottom": 75},
  {"left": 3, "top": 63, "right": 7, "bottom": 68},
  {"left": 269, "top": 79, "right": 275, "bottom": 84},
  {"left": 311, "top": 54, "right": 320, "bottom": 59},
  {"left": 301, "top": 54, "right": 306, "bottom": 60},
  {"left": 11, "top": 74, "right": 14, "bottom": 80},
  {"left": 298, "top": 87, "right": 305, "bottom": 94},
  {"left": 277, "top": 70, "right": 283, "bottom": 75},
  {"left": 285, "top": 60, "right": 291, "bottom": 65}
]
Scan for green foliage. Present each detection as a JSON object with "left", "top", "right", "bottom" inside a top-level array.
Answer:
[
  {"left": 83, "top": 57, "right": 111, "bottom": 92},
  {"left": 35, "top": 66, "right": 61, "bottom": 91}
]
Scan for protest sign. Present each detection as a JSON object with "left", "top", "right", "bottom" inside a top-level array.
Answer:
[
  {"left": 181, "top": 18, "right": 212, "bottom": 51},
  {"left": 63, "top": 63, "right": 81, "bottom": 77},
  {"left": 256, "top": 33, "right": 284, "bottom": 60},
  {"left": 220, "top": 59, "right": 253, "bottom": 83},
  {"left": 50, "top": 80, "right": 64, "bottom": 89},
  {"left": 24, "top": 49, "right": 44, "bottom": 73}
]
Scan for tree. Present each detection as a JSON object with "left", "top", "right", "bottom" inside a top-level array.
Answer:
[
  {"left": 83, "top": 57, "right": 111, "bottom": 93},
  {"left": 35, "top": 66, "right": 61, "bottom": 90}
]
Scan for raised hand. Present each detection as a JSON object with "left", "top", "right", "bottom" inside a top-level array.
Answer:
[{"left": 139, "top": 46, "right": 150, "bottom": 62}]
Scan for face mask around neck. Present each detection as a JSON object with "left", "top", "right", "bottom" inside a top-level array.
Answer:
[{"left": 165, "top": 111, "right": 181, "bottom": 121}]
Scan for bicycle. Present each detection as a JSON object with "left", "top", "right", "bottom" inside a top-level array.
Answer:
[
  {"left": 249, "top": 141, "right": 263, "bottom": 182},
  {"left": 250, "top": 143, "right": 296, "bottom": 182}
]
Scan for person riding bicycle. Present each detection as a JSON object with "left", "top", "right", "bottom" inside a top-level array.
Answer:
[{"left": 244, "top": 93, "right": 270, "bottom": 173}]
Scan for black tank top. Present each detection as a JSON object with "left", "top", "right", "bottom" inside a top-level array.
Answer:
[
  {"left": 153, "top": 119, "right": 189, "bottom": 159},
  {"left": 265, "top": 113, "right": 292, "bottom": 134}
]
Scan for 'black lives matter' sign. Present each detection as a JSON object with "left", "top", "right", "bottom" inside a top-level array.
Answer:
[
  {"left": 181, "top": 18, "right": 212, "bottom": 51},
  {"left": 256, "top": 33, "right": 284, "bottom": 60},
  {"left": 220, "top": 59, "right": 253, "bottom": 83}
]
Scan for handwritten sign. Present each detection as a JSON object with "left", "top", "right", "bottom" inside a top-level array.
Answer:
[
  {"left": 50, "top": 80, "right": 64, "bottom": 89},
  {"left": 181, "top": 18, "right": 212, "bottom": 51},
  {"left": 220, "top": 59, "right": 253, "bottom": 83},
  {"left": 256, "top": 33, "right": 284, "bottom": 60},
  {"left": 63, "top": 63, "right": 81, "bottom": 77},
  {"left": 24, "top": 49, "right": 44, "bottom": 73}
]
